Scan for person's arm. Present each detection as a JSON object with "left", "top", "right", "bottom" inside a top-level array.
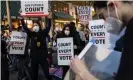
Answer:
[
  {"left": 42, "top": 18, "right": 51, "bottom": 35},
  {"left": 42, "top": 13, "right": 52, "bottom": 35},
  {"left": 70, "top": 56, "right": 98, "bottom": 80},
  {"left": 78, "top": 71, "right": 98, "bottom": 80},
  {"left": 21, "top": 19, "right": 31, "bottom": 34}
]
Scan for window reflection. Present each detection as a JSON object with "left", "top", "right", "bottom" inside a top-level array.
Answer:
[{"left": 52, "top": 2, "right": 69, "bottom": 13}]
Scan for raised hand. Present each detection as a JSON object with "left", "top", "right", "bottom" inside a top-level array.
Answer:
[{"left": 47, "top": 12, "right": 52, "bottom": 19}]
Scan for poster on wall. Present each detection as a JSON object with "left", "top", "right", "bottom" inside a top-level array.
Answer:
[
  {"left": 57, "top": 37, "right": 74, "bottom": 65},
  {"left": 21, "top": 0, "right": 48, "bottom": 16},
  {"left": 77, "top": 6, "right": 92, "bottom": 23},
  {"left": 9, "top": 31, "right": 27, "bottom": 54},
  {"left": 89, "top": 19, "right": 106, "bottom": 46}
]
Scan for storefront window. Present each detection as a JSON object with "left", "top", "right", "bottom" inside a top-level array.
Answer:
[
  {"left": 52, "top": 1, "right": 69, "bottom": 13},
  {"left": 24, "top": 20, "right": 33, "bottom": 28}
]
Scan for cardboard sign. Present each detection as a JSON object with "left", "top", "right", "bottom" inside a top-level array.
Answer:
[
  {"left": 9, "top": 31, "right": 27, "bottom": 54},
  {"left": 57, "top": 38, "right": 74, "bottom": 65},
  {"left": 89, "top": 19, "right": 106, "bottom": 46},
  {"left": 77, "top": 6, "right": 92, "bottom": 23},
  {"left": 21, "top": 0, "right": 48, "bottom": 16}
]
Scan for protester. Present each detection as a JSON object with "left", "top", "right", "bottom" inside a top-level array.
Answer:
[
  {"left": 84, "top": 29, "right": 90, "bottom": 42},
  {"left": 1, "top": 39, "right": 9, "bottom": 80},
  {"left": 15, "top": 27, "right": 30, "bottom": 80},
  {"left": 9, "top": 29, "right": 18, "bottom": 73},
  {"left": 55, "top": 24, "right": 81, "bottom": 79},
  {"left": 69, "top": 22, "right": 81, "bottom": 54},
  {"left": 70, "top": 1, "right": 133, "bottom": 80},
  {"left": 21, "top": 13, "right": 52, "bottom": 80},
  {"left": 78, "top": 24, "right": 87, "bottom": 47},
  {"left": 53, "top": 27, "right": 62, "bottom": 41}
]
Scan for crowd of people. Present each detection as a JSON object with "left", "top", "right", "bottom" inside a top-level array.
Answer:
[
  {"left": 70, "top": 1, "right": 133, "bottom": 80},
  {"left": 1, "top": 1, "right": 133, "bottom": 80},
  {"left": 1, "top": 12, "right": 90, "bottom": 80}
]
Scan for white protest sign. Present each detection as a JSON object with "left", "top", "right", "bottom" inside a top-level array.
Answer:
[
  {"left": 9, "top": 31, "right": 27, "bottom": 54},
  {"left": 89, "top": 19, "right": 106, "bottom": 46},
  {"left": 21, "top": 0, "right": 48, "bottom": 16},
  {"left": 77, "top": 6, "right": 92, "bottom": 23},
  {"left": 57, "top": 37, "right": 74, "bottom": 65}
]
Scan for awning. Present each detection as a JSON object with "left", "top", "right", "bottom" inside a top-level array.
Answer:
[
  {"left": 54, "top": 12, "right": 75, "bottom": 20},
  {"left": 1, "top": 1, "right": 21, "bottom": 19}
]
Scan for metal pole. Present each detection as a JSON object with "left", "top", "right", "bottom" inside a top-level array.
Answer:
[
  {"left": 49, "top": 1, "right": 54, "bottom": 38},
  {"left": 6, "top": 0, "right": 12, "bottom": 32}
]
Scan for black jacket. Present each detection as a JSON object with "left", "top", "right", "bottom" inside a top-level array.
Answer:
[
  {"left": 21, "top": 19, "right": 51, "bottom": 58},
  {"left": 1, "top": 40, "right": 9, "bottom": 80},
  {"left": 114, "top": 35, "right": 124, "bottom": 52},
  {"left": 115, "top": 17, "right": 133, "bottom": 80},
  {"left": 1, "top": 40, "right": 8, "bottom": 60}
]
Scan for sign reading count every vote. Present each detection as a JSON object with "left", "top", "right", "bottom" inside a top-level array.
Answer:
[
  {"left": 57, "top": 38, "right": 74, "bottom": 65},
  {"left": 89, "top": 19, "right": 106, "bottom": 46}
]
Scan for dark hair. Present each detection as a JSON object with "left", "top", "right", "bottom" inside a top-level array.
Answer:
[
  {"left": 69, "top": 22, "right": 75, "bottom": 27},
  {"left": 33, "top": 20, "right": 42, "bottom": 31},
  {"left": 62, "top": 24, "right": 73, "bottom": 36},
  {"left": 94, "top": 1, "right": 107, "bottom": 10},
  {"left": 94, "top": 1, "right": 133, "bottom": 10},
  {"left": 33, "top": 20, "right": 41, "bottom": 27},
  {"left": 17, "top": 26, "right": 22, "bottom": 31},
  {"left": 62, "top": 24, "right": 70, "bottom": 32},
  {"left": 69, "top": 22, "right": 77, "bottom": 33}
]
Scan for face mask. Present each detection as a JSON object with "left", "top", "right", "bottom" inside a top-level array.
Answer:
[
  {"left": 105, "top": 17, "right": 123, "bottom": 35},
  {"left": 64, "top": 30, "right": 70, "bottom": 36},
  {"left": 33, "top": 26, "right": 39, "bottom": 32},
  {"left": 105, "top": 2, "right": 124, "bottom": 35}
]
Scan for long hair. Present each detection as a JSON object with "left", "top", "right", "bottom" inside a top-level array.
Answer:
[
  {"left": 69, "top": 22, "right": 77, "bottom": 36},
  {"left": 62, "top": 24, "right": 72, "bottom": 37}
]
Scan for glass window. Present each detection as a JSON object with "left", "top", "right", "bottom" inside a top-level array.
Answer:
[{"left": 52, "top": 1, "right": 69, "bottom": 13}]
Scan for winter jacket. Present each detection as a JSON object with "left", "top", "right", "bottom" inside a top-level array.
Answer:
[{"left": 21, "top": 19, "right": 51, "bottom": 58}]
